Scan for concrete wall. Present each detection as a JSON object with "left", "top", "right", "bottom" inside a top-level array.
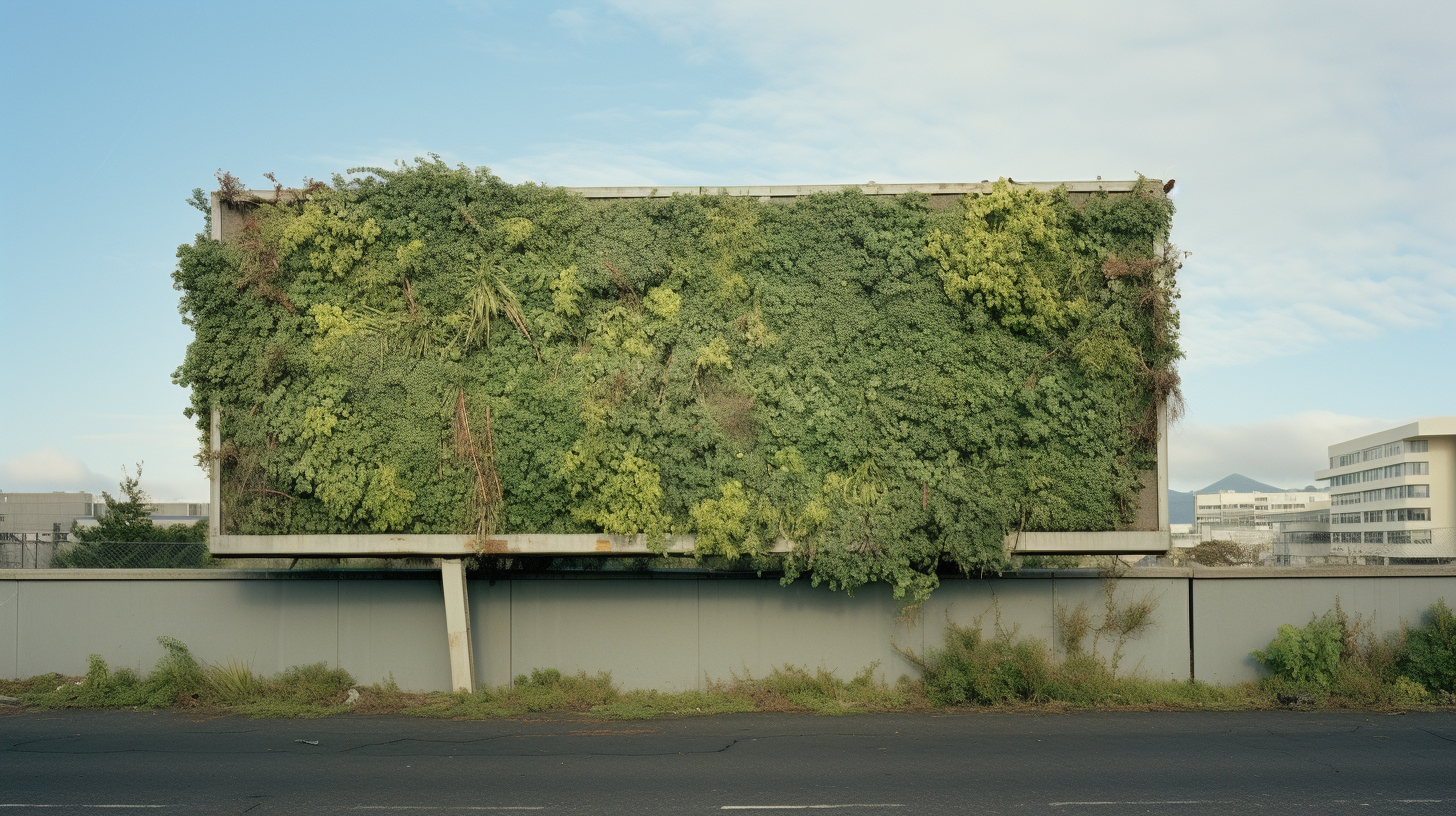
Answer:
[{"left": 1, "top": 569, "right": 1452, "bottom": 691}]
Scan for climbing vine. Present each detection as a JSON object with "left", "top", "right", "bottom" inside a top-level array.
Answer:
[{"left": 174, "top": 159, "right": 1181, "bottom": 605}]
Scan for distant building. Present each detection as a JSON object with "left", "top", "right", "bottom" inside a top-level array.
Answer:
[
  {"left": 1170, "top": 523, "right": 1199, "bottom": 550},
  {"left": 1307, "top": 417, "right": 1455, "bottom": 564},
  {"left": 0, "top": 492, "right": 209, "bottom": 569},
  {"left": 1192, "top": 490, "right": 1330, "bottom": 558}
]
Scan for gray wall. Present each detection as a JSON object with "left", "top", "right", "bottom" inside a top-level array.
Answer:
[{"left": 1, "top": 569, "right": 1452, "bottom": 692}]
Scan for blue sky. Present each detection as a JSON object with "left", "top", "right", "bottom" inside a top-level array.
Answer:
[{"left": 2, "top": 0, "right": 1453, "bottom": 500}]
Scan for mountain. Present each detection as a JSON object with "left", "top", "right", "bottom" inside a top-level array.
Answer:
[{"left": 1167, "top": 473, "right": 1326, "bottom": 525}]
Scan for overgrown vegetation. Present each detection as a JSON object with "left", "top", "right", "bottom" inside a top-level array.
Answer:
[
  {"left": 13, "top": 637, "right": 354, "bottom": 717},
  {"left": 1251, "top": 598, "right": 1455, "bottom": 707},
  {"left": 7, "top": 603, "right": 1453, "bottom": 719},
  {"left": 901, "top": 581, "right": 1191, "bottom": 707},
  {"left": 1171, "top": 539, "right": 1266, "bottom": 567},
  {"left": 54, "top": 467, "right": 210, "bottom": 569},
  {"left": 175, "top": 161, "right": 1182, "bottom": 604},
  {"left": 1401, "top": 598, "right": 1455, "bottom": 695}
]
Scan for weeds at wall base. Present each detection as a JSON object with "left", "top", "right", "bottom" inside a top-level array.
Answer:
[{"left": 5, "top": 599, "right": 1453, "bottom": 719}]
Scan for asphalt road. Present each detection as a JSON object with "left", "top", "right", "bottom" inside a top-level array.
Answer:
[{"left": 2, "top": 709, "right": 1453, "bottom": 815}]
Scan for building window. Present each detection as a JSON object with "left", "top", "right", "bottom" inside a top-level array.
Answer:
[
  {"left": 1382, "top": 485, "right": 1430, "bottom": 500},
  {"left": 1408, "top": 440, "right": 1429, "bottom": 453},
  {"left": 1363, "top": 511, "right": 1385, "bottom": 523},
  {"left": 1334, "top": 532, "right": 1362, "bottom": 544},
  {"left": 1412, "top": 529, "right": 1433, "bottom": 544},
  {"left": 1363, "top": 531, "right": 1385, "bottom": 544},
  {"left": 1388, "top": 530, "right": 1411, "bottom": 544},
  {"left": 1386, "top": 508, "right": 1430, "bottom": 522},
  {"left": 1327, "top": 461, "right": 1429, "bottom": 486},
  {"left": 1332, "top": 513, "right": 1362, "bottom": 524}
]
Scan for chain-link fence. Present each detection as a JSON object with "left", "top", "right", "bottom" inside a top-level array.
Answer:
[
  {"left": 0, "top": 538, "right": 62, "bottom": 569},
  {"left": 44, "top": 540, "right": 214, "bottom": 569}
]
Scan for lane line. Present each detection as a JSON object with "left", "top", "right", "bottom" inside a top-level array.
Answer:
[
  {"left": 721, "top": 807, "right": 905, "bottom": 811},
  {"left": 0, "top": 808, "right": 169, "bottom": 810},
  {"left": 1050, "top": 803, "right": 1209, "bottom": 808},
  {"left": 352, "top": 809, "right": 545, "bottom": 812}
]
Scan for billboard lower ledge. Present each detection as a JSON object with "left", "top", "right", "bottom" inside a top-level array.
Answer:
[{"left": 210, "top": 530, "right": 1171, "bottom": 559}]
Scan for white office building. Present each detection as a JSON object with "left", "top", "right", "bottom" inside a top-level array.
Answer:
[{"left": 1308, "top": 416, "right": 1456, "bottom": 563}]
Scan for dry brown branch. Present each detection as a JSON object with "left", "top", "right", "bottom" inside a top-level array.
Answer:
[
  {"left": 454, "top": 389, "right": 503, "bottom": 540},
  {"left": 216, "top": 169, "right": 247, "bottom": 203},
  {"left": 235, "top": 217, "right": 296, "bottom": 313},
  {"left": 604, "top": 261, "right": 641, "bottom": 309}
]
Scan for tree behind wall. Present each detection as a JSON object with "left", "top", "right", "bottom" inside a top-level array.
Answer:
[{"left": 55, "top": 467, "right": 210, "bottom": 569}]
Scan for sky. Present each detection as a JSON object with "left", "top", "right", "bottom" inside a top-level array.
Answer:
[{"left": 1, "top": 0, "right": 1453, "bottom": 501}]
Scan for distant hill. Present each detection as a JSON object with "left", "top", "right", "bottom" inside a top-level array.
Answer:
[{"left": 1168, "top": 473, "right": 1326, "bottom": 525}]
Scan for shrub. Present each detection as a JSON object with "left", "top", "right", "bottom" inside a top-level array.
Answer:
[
  {"left": 1401, "top": 598, "right": 1455, "bottom": 694},
  {"left": 1251, "top": 612, "right": 1343, "bottom": 685},
  {"left": 910, "top": 623, "right": 1052, "bottom": 705}
]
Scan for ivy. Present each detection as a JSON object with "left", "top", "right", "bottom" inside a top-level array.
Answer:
[{"left": 174, "top": 160, "right": 1180, "bottom": 604}]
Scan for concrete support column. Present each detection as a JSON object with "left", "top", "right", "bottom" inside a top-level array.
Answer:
[
  {"left": 1157, "top": 398, "right": 1170, "bottom": 532},
  {"left": 209, "top": 405, "right": 221, "bottom": 541},
  {"left": 440, "top": 558, "right": 475, "bottom": 692}
]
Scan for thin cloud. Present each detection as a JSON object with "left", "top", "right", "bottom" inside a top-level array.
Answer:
[
  {"left": 0, "top": 448, "right": 111, "bottom": 494},
  {"left": 1169, "top": 411, "right": 1397, "bottom": 491},
  {"left": 544, "top": 1, "right": 1456, "bottom": 373}
]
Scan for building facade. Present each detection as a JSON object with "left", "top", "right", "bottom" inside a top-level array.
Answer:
[
  {"left": 1194, "top": 490, "right": 1329, "bottom": 529},
  {"left": 1309, "top": 417, "right": 1455, "bottom": 563}
]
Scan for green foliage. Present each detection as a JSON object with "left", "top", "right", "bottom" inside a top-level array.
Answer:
[
  {"left": 1401, "top": 598, "right": 1456, "bottom": 694},
  {"left": 912, "top": 623, "right": 1053, "bottom": 704},
  {"left": 37, "top": 636, "right": 206, "bottom": 710},
  {"left": 1250, "top": 600, "right": 1447, "bottom": 708},
  {"left": 175, "top": 162, "right": 1180, "bottom": 601},
  {"left": 1252, "top": 613, "right": 1344, "bottom": 685},
  {"left": 24, "top": 637, "right": 357, "bottom": 717},
  {"left": 56, "top": 467, "right": 210, "bottom": 568}
]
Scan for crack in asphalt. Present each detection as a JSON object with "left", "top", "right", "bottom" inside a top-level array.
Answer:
[{"left": 338, "top": 733, "right": 523, "bottom": 752}]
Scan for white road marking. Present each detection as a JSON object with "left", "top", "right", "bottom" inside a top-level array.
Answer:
[
  {"left": 0, "top": 808, "right": 169, "bottom": 810},
  {"left": 1049, "top": 803, "right": 1208, "bottom": 808},
  {"left": 721, "top": 807, "right": 905, "bottom": 811},
  {"left": 352, "top": 809, "right": 545, "bottom": 812}
]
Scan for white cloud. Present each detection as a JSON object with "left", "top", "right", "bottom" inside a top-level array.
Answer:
[
  {"left": 0, "top": 448, "right": 111, "bottom": 494},
  {"left": 512, "top": 0, "right": 1456, "bottom": 372},
  {"left": 549, "top": 7, "right": 632, "bottom": 42},
  {"left": 1169, "top": 411, "right": 1397, "bottom": 491}
]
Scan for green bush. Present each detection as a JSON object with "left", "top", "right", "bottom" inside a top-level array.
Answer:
[
  {"left": 1401, "top": 598, "right": 1455, "bottom": 694},
  {"left": 911, "top": 623, "right": 1052, "bottom": 705},
  {"left": 1251, "top": 613, "right": 1343, "bottom": 685}
]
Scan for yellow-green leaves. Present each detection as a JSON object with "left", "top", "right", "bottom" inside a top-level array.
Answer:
[
  {"left": 559, "top": 443, "right": 672, "bottom": 545},
  {"left": 643, "top": 285, "right": 681, "bottom": 319},
  {"left": 695, "top": 336, "right": 732, "bottom": 372},
  {"left": 927, "top": 180, "right": 1071, "bottom": 335},
  {"left": 499, "top": 217, "right": 533, "bottom": 248},
  {"left": 280, "top": 201, "right": 381, "bottom": 280},
  {"left": 549, "top": 265, "right": 584, "bottom": 317},
  {"left": 689, "top": 481, "right": 777, "bottom": 559},
  {"left": 1073, "top": 323, "right": 1142, "bottom": 382}
]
